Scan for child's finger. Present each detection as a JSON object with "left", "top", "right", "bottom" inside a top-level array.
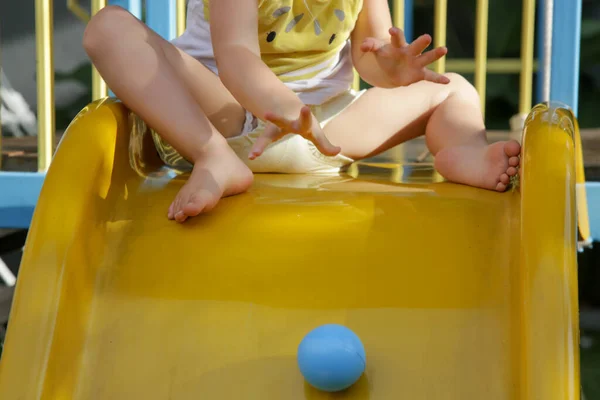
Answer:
[
  {"left": 407, "top": 34, "right": 432, "bottom": 56},
  {"left": 389, "top": 27, "right": 406, "bottom": 48},
  {"left": 422, "top": 69, "right": 450, "bottom": 85},
  {"left": 249, "top": 123, "right": 282, "bottom": 160},
  {"left": 298, "top": 106, "right": 312, "bottom": 132},
  {"left": 416, "top": 46, "right": 447, "bottom": 68},
  {"left": 264, "top": 111, "right": 294, "bottom": 131},
  {"left": 360, "top": 37, "right": 385, "bottom": 53},
  {"left": 310, "top": 129, "right": 342, "bottom": 157}
]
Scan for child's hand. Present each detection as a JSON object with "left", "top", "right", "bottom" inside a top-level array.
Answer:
[
  {"left": 360, "top": 27, "right": 449, "bottom": 87},
  {"left": 249, "top": 106, "right": 341, "bottom": 160}
]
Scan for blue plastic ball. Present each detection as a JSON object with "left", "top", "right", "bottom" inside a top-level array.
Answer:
[{"left": 297, "top": 324, "right": 366, "bottom": 392}]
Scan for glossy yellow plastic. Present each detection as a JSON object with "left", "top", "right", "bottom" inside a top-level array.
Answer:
[
  {"left": 0, "top": 100, "right": 581, "bottom": 399},
  {"left": 519, "top": 104, "right": 580, "bottom": 400}
]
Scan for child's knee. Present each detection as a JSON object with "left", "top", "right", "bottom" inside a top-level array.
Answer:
[
  {"left": 83, "top": 5, "right": 132, "bottom": 55},
  {"left": 444, "top": 73, "right": 480, "bottom": 105}
]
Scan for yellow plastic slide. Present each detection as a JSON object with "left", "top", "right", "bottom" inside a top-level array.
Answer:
[{"left": 0, "top": 100, "right": 587, "bottom": 399}]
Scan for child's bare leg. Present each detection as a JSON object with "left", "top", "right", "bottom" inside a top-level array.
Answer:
[
  {"left": 83, "top": 6, "right": 253, "bottom": 222},
  {"left": 324, "top": 73, "right": 520, "bottom": 191},
  {"left": 422, "top": 75, "right": 520, "bottom": 191}
]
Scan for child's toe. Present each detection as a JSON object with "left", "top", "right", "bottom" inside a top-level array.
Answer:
[
  {"left": 496, "top": 182, "right": 507, "bottom": 192},
  {"left": 183, "top": 192, "right": 216, "bottom": 217},
  {"left": 183, "top": 195, "right": 205, "bottom": 217},
  {"left": 507, "top": 166, "right": 517, "bottom": 176},
  {"left": 174, "top": 197, "right": 184, "bottom": 215},
  {"left": 500, "top": 173, "right": 510, "bottom": 185},
  {"left": 175, "top": 210, "right": 187, "bottom": 223},
  {"left": 504, "top": 140, "right": 521, "bottom": 157},
  {"left": 509, "top": 156, "right": 520, "bottom": 167}
]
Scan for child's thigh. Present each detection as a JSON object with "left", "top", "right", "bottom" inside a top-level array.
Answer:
[
  {"left": 85, "top": 5, "right": 245, "bottom": 137},
  {"left": 167, "top": 47, "right": 247, "bottom": 137},
  {"left": 323, "top": 74, "right": 475, "bottom": 159}
]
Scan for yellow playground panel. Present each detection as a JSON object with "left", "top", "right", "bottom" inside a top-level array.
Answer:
[{"left": 0, "top": 0, "right": 590, "bottom": 399}]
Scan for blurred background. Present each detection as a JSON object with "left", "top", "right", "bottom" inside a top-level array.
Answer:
[{"left": 1, "top": 0, "right": 599, "bottom": 397}]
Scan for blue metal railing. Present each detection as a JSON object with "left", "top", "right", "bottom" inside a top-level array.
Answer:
[{"left": 550, "top": 0, "right": 582, "bottom": 115}]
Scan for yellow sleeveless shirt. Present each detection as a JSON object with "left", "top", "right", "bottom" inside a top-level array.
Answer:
[{"left": 195, "top": 0, "right": 364, "bottom": 103}]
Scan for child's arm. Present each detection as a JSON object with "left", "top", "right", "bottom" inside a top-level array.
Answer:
[
  {"left": 351, "top": 0, "right": 449, "bottom": 88},
  {"left": 209, "top": 0, "right": 340, "bottom": 158}
]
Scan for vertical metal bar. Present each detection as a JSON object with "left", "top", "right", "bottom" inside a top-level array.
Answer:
[
  {"left": 541, "top": 0, "right": 553, "bottom": 103},
  {"left": 474, "top": 0, "right": 489, "bottom": 117},
  {"left": 550, "top": 0, "right": 581, "bottom": 115},
  {"left": 536, "top": 0, "right": 553, "bottom": 103},
  {"left": 146, "top": 0, "right": 178, "bottom": 41},
  {"left": 177, "top": 0, "right": 187, "bottom": 37},
  {"left": 35, "top": 0, "right": 55, "bottom": 172},
  {"left": 433, "top": 0, "right": 447, "bottom": 74},
  {"left": 404, "top": 0, "right": 413, "bottom": 42},
  {"left": 91, "top": 0, "right": 108, "bottom": 100},
  {"left": 391, "top": 0, "right": 406, "bottom": 162},
  {"left": 519, "top": 0, "right": 536, "bottom": 115},
  {"left": 536, "top": 0, "right": 545, "bottom": 103},
  {"left": 354, "top": 0, "right": 371, "bottom": 91},
  {"left": 394, "top": 0, "right": 404, "bottom": 30}
]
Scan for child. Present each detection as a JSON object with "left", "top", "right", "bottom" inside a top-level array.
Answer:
[{"left": 83, "top": 0, "right": 520, "bottom": 223}]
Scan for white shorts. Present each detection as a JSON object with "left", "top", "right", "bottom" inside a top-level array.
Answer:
[
  {"left": 227, "top": 89, "right": 364, "bottom": 174},
  {"left": 152, "top": 86, "right": 365, "bottom": 175},
  {"left": 151, "top": 24, "right": 364, "bottom": 175}
]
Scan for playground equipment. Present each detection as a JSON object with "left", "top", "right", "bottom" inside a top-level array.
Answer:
[
  {"left": 0, "top": 0, "right": 584, "bottom": 228},
  {"left": 0, "top": 0, "right": 595, "bottom": 398},
  {"left": 0, "top": 0, "right": 587, "bottom": 230},
  {"left": 0, "top": 98, "right": 588, "bottom": 399}
]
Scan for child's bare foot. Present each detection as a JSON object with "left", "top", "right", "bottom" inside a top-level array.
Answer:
[
  {"left": 167, "top": 151, "right": 253, "bottom": 223},
  {"left": 434, "top": 140, "right": 520, "bottom": 192}
]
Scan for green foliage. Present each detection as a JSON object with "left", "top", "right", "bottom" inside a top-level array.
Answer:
[{"left": 581, "top": 332, "right": 600, "bottom": 400}]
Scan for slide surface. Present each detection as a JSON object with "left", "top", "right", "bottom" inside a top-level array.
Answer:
[{"left": 0, "top": 100, "right": 583, "bottom": 399}]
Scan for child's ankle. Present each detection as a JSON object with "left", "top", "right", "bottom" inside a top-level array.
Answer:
[{"left": 189, "top": 135, "right": 232, "bottom": 163}]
